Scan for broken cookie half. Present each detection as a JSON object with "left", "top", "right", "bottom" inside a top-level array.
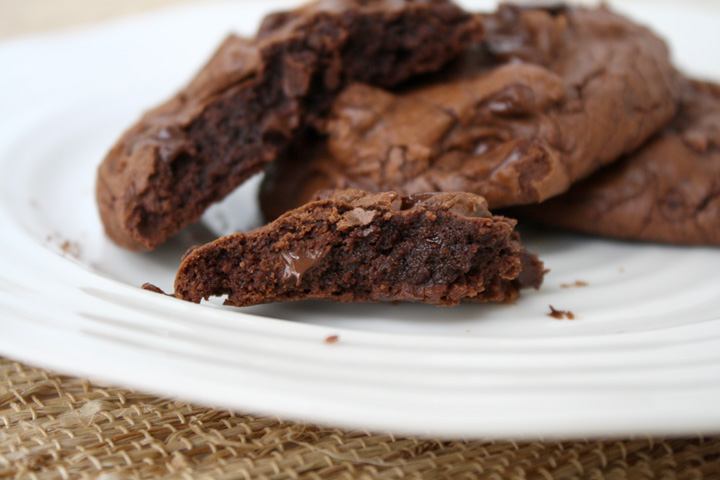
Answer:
[
  {"left": 174, "top": 189, "right": 544, "bottom": 307},
  {"left": 96, "top": 0, "right": 483, "bottom": 251}
]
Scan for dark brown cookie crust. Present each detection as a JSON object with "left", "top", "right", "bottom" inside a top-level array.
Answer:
[
  {"left": 259, "top": 5, "right": 679, "bottom": 220},
  {"left": 517, "top": 80, "right": 720, "bottom": 245},
  {"left": 174, "top": 190, "right": 543, "bottom": 307},
  {"left": 97, "top": 0, "right": 483, "bottom": 251}
]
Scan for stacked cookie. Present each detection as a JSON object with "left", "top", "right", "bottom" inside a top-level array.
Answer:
[{"left": 97, "top": 1, "right": 715, "bottom": 307}]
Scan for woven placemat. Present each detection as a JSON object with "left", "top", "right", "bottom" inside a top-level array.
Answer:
[{"left": 1, "top": 357, "right": 718, "bottom": 480}]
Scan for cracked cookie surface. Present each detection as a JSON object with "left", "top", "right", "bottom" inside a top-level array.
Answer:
[
  {"left": 259, "top": 5, "right": 679, "bottom": 219},
  {"left": 518, "top": 79, "right": 720, "bottom": 245}
]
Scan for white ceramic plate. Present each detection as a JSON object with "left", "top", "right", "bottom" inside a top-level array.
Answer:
[{"left": 1, "top": 0, "right": 720, "bottom": 439}]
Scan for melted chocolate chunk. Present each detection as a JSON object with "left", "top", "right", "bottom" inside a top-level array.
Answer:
[{"left": 280, "top": 247, "right": 327, "bottom": 286}]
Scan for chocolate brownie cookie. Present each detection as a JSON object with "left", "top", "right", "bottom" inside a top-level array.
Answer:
[
  {"left": 174, "top": 189, "right": 544, "bottom": 307},
  {"left": 259, "top": 4, "right": 679, "bottom": 220},
  {"left": 518, "top": 79, "right": 720, "bottom": 245},
  {"left": 97, "top": 0, "right": 483, "bottom": 251}
]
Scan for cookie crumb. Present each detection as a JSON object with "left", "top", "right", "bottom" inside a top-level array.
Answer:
[
  {"left": 46, "top": 233, "right": 83, "bottom": 259},
  {"left": 548, "top": 305, "right": 575, "bottom": 320},
  {"left": 142, "top": 283, "right": 175, "bottom": 298},
  {"left": 560, "top": 280, "right": 588, "bottom": 288},
  {"left": 325, "top": 335, "right": 339, "bottom": 344},
  {"left": 60, "top": 240, "right": 82, "bottom": 259}
]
